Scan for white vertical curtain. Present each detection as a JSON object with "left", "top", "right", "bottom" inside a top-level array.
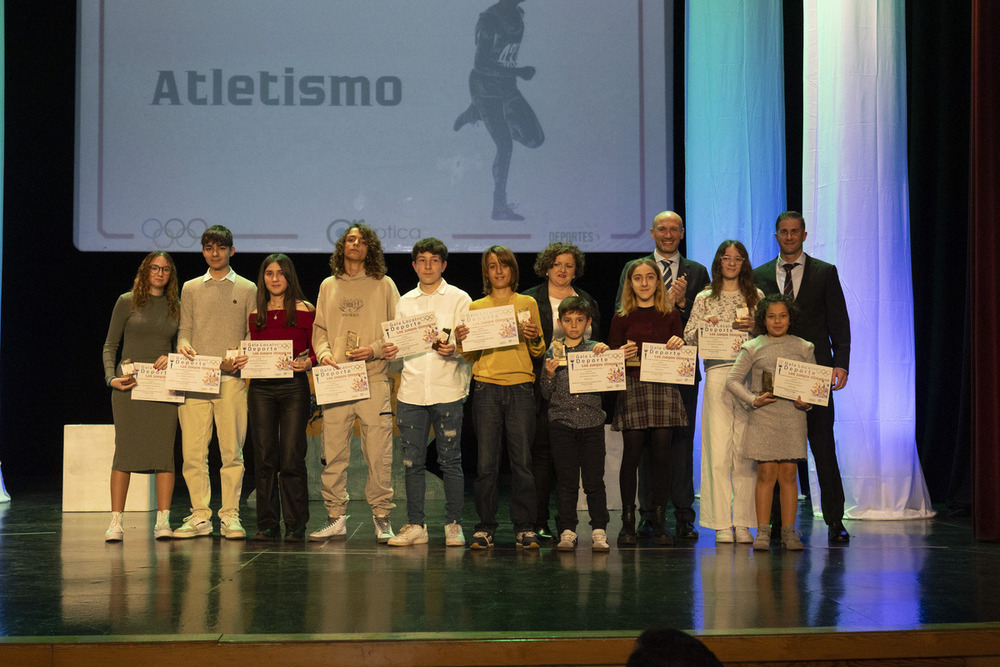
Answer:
[{"left": 802, "top": 0, "right": 932, "bottom": 518}]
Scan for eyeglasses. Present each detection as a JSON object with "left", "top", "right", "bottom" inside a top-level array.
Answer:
[
  {"left": 149, "top": 265, "right": 172, "bottom": 274},
  {"left": 720, "top": 257, "right": 745, "bottom": 264}
]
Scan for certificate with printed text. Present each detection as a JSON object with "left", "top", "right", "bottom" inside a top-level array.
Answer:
[
  {"left": 312, "top": 362, "right": 370, "bottom": 405},
  {"left": 773, "top": 357, "right": 832, "bottom": 407},
  {"left": 567, "top": 349, "right": 626, "bottom": 394},
  {"left": 130, "top": 362, "right": 185, "bottom": 403},
  {"left": 460, "top": 305, "right": 519, "bottom": 353},
  {"left": 639, "top": 344, "right": 697, "bottom": 386},
  {"left": 382, "top": 312, "right": 438, "bottom": 358},
  {"left": 697, "top": 323, "right": 749, "bottom": 361},
  {"left": 240, "top": 339, "right": 293, "bottom": 379},
  {"left": 165, "top": 354, "right": 223, "bottom": 393}
]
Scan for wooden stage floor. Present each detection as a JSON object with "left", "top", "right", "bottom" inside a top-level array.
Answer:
[{"left": 2, "top": 490, "right": 999, "bottom": 666}]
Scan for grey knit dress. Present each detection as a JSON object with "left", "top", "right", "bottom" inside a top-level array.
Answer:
[
  {"left": 102, "top": 293, "right": 179, "bottom": 472},
  {"left": 725, "top": 334, "right": 816, "bottom": 462}
]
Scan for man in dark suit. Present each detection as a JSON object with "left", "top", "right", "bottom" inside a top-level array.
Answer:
[
  {"left": 616, "top": 211, "right": 710, "bottom": 539},
  {"left": 752, "top": 211, "right": 852, "bottom": 542}
]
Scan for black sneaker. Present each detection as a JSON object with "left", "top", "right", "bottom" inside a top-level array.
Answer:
[{"left": 470, "top": 531, "right": 494, "bottom": 550}]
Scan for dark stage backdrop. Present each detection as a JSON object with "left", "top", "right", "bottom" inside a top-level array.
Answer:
[{"left": 0, "top": 2, "right": 973, "bottom": 508}]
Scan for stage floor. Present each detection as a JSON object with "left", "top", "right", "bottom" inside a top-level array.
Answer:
[{"left": 2, "top": 489, "right": 997, "bottom": 643}]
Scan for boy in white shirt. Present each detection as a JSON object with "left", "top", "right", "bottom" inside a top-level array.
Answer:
[{"left": 383, "top": 238, "right": 472, "bottom": 547}]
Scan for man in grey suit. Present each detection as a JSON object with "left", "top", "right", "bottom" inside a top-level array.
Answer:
[
  {"left": 752, "top": 211, "right": 851, "bottom": 542},
  {"left": 616, "top": 211, "right": 710, "bottom": 539}
]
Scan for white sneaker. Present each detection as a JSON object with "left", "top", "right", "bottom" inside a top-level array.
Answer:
[
  {"left": 154, "top": 510, "right": 172, "bottom": 539},
  {"left": 309, "top": 515, "right": 347, "bottom": 541},
  {"left": 388, "top": 523, "right": 427, "bottom": 546},
  {"left": 556, "top": 529, "right": 578, "bottom": 551},
  {"left": 445, "top": 521, "right": 465, "bottom": 547},
  {"left": 105, "top": 512, "right": 124, "bottom": 542},
  {"left": 715, "top": 528, "right": 735, "bottom": 544},
  {"left": 374, "top": 515, "right": 395, "bottom": 543},
  {"left": 220, "top": 514, "right": 246, "bottom": 540},
  {"left": 591, "top": 529, "right": 610, "bottom": 552},
  {"left": 173, "top": 513, "right": 212, "bottom": 539},
  {"left": 734, "top": 526, "right": 754, "bottom": 543}
]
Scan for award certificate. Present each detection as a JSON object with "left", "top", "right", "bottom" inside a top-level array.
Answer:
[
  {"left": 240, "top": 340, "right": 293, "bottom": 379},
  {"left": 639, "top": 344, "right": 697, "bottom": 386},
  {"left": 772, "top": 357, "right": 832, "bottom": 407},
  {"left": 567, "top": 349, "right": 626, "bottom": 394},
  {"left": 130, "top": 362, "right": 185, "bottom": 404},
  {"left": 165, "top": 354, "right": 223, "bottom": 393},
  {"left": 382, "top": 312, "right": 438, "bottom": 359},
  {"left": 460, "top": 305, "right": 519, "bottom": 352},
  {"left": 312, "top": 362, "right": 370, "bottom": 405},
  {"left": 697, "top": 323, "right": 749, "bottom": 361}
]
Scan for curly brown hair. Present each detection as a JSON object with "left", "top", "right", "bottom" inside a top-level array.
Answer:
[
  {"left": 532, "top": 242, "right": 585, "bottom": 279},
  {"left": 131, "top": 251, "right": 180, "bottom": 320},
  {"left": 329, "top": 223, "right": 386, "bottom": 279},
  {"left": 707, "top": 240, "right": 759, "bottom": 312}
]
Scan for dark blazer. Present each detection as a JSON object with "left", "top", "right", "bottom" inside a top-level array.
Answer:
[
  {"left": 615, "top": 253, "right": 710, "bottom": 329},
  {"left": 752, "top": 254, "right": 851, "bottom": 372},
  {"left": 522, "top": 282, "right": 602, "bottom": 347}
]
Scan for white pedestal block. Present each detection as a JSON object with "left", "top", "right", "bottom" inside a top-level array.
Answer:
[{"left": 62, "top": 425, "right": 156, "bottom": 512}]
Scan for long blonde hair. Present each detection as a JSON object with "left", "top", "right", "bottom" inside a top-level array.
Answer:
[
  {"left": 618, "top": 258, "right": 672, "bottom": 316},
  {"left": 131, "top": 251, "right": 180, "bottom": 320}
]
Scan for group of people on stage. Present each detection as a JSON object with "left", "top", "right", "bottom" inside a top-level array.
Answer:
[{"left": 102, "top": 209, "right": 851, "bottom": 552}]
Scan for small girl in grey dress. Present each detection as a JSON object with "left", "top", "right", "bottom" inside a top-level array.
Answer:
[{"left": 727, "top": 294, "right": 817, "bottom": 551}]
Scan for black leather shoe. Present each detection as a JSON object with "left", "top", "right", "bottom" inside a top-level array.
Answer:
[
  {"left": 534, "top": 524, "right": 554, "bottom": 541},
  {"left": 636, "top": 518, "right": 654, "bottom": 538},
  {"left": 675, "top": 521, "right": 699, "bottom": 540},
  {"left": 253, "top": 527, "right": 281, "bottom": 542},
  {"left": 828, "top": 521, "right": 850, "bottom": 543}
]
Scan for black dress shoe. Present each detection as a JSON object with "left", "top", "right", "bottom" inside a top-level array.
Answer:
[
  {"left": 828, "top": 521, "right": 850, "bottom": 542},
  {"left": 253, "top": 527, "right": 281, "bottom": 542},
  {"left": 675, "top": 521, "right": 699, "bottom": 540},
  {"left": 534, "top": 524, "right": 554, "bottom": 541}
]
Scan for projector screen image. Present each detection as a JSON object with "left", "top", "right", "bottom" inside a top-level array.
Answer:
[{"left": 75, "top": 0, "right": 672, "bottom": 253}]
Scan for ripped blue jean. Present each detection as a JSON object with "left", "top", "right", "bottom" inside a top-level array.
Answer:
[{"left": 396, "top": 399, "right": 465, "bottom": 525}]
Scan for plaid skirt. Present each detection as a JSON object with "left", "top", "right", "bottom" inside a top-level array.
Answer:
[{"left": 612, "top": 377, "right": 689, "bottom": 431}]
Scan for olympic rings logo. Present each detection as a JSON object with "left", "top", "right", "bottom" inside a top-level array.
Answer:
[{"left": 142, "top": 218, "right": 208, "bottom": 249}]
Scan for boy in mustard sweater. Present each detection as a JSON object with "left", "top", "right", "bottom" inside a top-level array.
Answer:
[{"left": 458, "top": 245, "right": 545, "bottom": 549}]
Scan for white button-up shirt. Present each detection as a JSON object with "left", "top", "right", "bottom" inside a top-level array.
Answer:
[{"left": 395, "top": 279, "right": 473, "bottom": 406}]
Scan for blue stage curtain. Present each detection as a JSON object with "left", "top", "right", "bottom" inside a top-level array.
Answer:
[
  {"left": 685, "top": 0, "right": 787, "bottom": 268},
  {"left": 802, "top": 0, "right": 932, "bottom": 518}
]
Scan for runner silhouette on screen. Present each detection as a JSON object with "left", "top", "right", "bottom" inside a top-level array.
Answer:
[{"left": 454, "top": 0, "right": 544, "bottom": 221}]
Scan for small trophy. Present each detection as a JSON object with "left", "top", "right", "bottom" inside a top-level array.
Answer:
[
  {"left": 735, "top": 302, "right": 750, "bottom": 320},
  {"left": 119, "top": 358, "right": 136, "bottom": 380},
  {"left": 431, "top": 327, "right": 452, "bottom": 351},
  {"left": 220, "top": 347, "right": 239, "bottom": 372},
  {"left": 625, "top": 339, "right": 641, "bottom": 367},
  {"left": 552, "top": 339, "right": 567, "bottom": 366},
  {"left": 760, "top": 370, "right": 774, "bottom": 395},
  {"left": 345, "top": 331, "right": 360, "bottom": 352}
]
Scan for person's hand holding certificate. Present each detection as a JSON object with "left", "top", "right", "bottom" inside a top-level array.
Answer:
[
  {"left": 772, "top": 357, "right": 832, "bottom": 406},
  {"left": 312, "top": 361, "right": 370, "bottom": 405},
  {"left": 382, "top": 312, "right": 438, "bottom": 359},
  {"left": 567, "top": 349, "right": 626, "bottom": 394},
  {"left": 460, "top": 305, "right": 519, "bottom": 352},
  {"left": 165, "top": 353, "right": 223, "bottom": 393},
  {"left": 240, "top": 340, "right": 293, "bottom": 379},
  {"left": 131, "top": 362, "right": 185, "bottom": 403},
  {"left": 639, "top": 344, "right": 697, "bottom": 386},
  {"left": 697, "top": 322, "right": 749, "bottom": 361}
]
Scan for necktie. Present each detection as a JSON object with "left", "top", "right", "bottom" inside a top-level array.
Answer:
[
  {"left": 661, "top": 259, "right": 673, "bottom": 291},
  {"left": 782, "top": 263, "right": 796, "bottom": 298}
]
